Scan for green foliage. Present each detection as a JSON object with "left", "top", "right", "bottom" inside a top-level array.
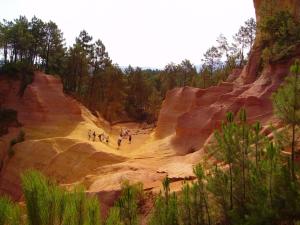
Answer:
[
  {"left": 272, "top": 60, "right": 300, "bottom": 179},
  {"left": 95, "top": 65, "right": 126, "bottom": 122},
  {"left": 202, "top": 47, "right": 222, "bottom": 77},
  {"left": 86, "top": 197, "right": 101, "bottom": 225},
  {"left": 272, "top": 63, "right": 300, "bottom": 126},
  {"left": 16, "top": 129, "right": 25, "bottom": 142},
  {"left": 233, "top": 18, "right": 256, "bottom": 67},
  {"left": 0, "top": 197, "right": 12, "bottom": 225},
  {"left": 105, "top": 207, "right": 123, "bottom": 225},
  {"left": 8, "top": 129, "right": 25, "bottom": 157},
  {"left": 125, "top": 67, "right": 152, "bottom": 121},
  {"left": 179, "top": 165, "right": 211, "bottom": 225},
  {"left": 0, "top": 197, "right": 21, "bottom": 225},
  {"left": 149, "top": 176, "right": 178, "bottom": 225},
  {"left": 149, "top": 192, "right": 179, "bottom": 225},
  {"left": 0, "top": 61, "right": 34, "bottom": 97},
  {"left": 0, "top": 107, "right": 18, "bottom": 136},
  {"left": 150, "top": 166, "right": 212, "bottom": 225},
  {"left": 20, "top": 170, "right": 102, "bottom": 225},
  {"left": 113, "top": 181, "right": 143, "bottom": 225},
  {"left": 207, "top": 109, "right": 300, "bottom": 224},
  {"left": 0, "top": 16, "right": 65, "bottom": 75},
  {"left": 259, "top": 10, "right": 300, "bottom": 63},
  {"left": 148, "top": 107, "right": 300, "bottom": 225}
]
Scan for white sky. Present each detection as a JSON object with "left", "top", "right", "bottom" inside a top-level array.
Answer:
[{"left": 1, "top": 0, "right": 255, "bottom": 68}]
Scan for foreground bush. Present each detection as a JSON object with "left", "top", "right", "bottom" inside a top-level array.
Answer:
[
  {"left": 0, "top": 62, "right": 34, "bottom": 97},
  {"left": 21, "top": 170, "right": 101, "bottom": 225},
  {"left": 0, "top": 170, "right": 148, "bottom": 225},
  {"left": 8, "top": 130, "right": 25, "bottom": 157},
  {"left": 0, "top": 108, "right": 19, "bottom": 136}
]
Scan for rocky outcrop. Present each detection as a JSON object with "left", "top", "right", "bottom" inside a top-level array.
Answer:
[
  {"left": 155, "top": 87, "right": 199, "bottom": 139},
  {"left": 0, "top": 72, "right": 122, "bottom": 200},
  {"left": 254, "top": 0, "right": 300, "bottom": 22},
  {"left": 174, "top": 60, "right": 293, "bottom": 154},
  {"left": 155, "top": 0, "right": 300, "bottom": 154},
  {"left": 0, "top": 72, "right": 195, "bottom": 206},
  {"left": 0, "top": 72, "right": 82, "bottom": 127}
]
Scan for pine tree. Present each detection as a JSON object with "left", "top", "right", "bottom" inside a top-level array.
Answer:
[
  {"left": 214, "top": 112, "right": 236, "bottom": 210},
  {"left": 116, "top": 181, "right": 142, "bottom": 225},
  {"left": 272, "top": 60, "right": 300, "bottom": 179}
]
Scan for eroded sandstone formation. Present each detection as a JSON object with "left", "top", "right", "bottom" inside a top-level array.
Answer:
[
  {"left": 155, "top": 0, "right": 300, "bottom": 154},
  {"left": 0, "top": 72, "right": 195, "bottom": 217}
]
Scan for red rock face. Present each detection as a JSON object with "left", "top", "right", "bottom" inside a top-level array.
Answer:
[
  {"left": 155, "top": 87, "right": 200, "bottom": 139},
  {"left": 156, "top": 56, "right": 300, "bottom": 154},
  {"left": 155, "top": 0, "right": 300, "bottom": 154},
  {"left": 0, "top": 71, "right": 82, "bottom": 126}
]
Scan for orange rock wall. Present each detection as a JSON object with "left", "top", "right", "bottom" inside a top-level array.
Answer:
[{"left": 155, "top": 0, "right": 300, "bottom": 154}]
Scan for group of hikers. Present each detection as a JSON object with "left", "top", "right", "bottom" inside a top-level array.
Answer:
[
  {"left": 87, "top": 127, "right": 132, "bottom": 150},
  {"left": 117, "top": 128, "right": 132, "bottom": 149},
  {"left": 88, "top": 129, "right": 109, "bottom": 144}
]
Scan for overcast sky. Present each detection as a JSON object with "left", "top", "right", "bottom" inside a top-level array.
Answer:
[{"left": 1, "top": 0, "right": 255, "bottom": 68}]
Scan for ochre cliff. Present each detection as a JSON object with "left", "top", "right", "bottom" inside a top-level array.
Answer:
[
  {"left": 0, "top": 72, "right": 197, "bottom": 216},
  {"left": 155, "top": 0, "right": 300, "bottom": 154}
]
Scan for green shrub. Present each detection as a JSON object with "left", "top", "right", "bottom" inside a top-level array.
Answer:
[
  {"left": 0, "top": 197, "right": 11, "bottom": 225},
  {"left": 105, "top": 207, "right": 123, "bottom": 225},
  {"left": 7, "top": 145, "right": 15, "bottom": 157},
  {"left": 20, "top": 170, "right": 102, "bottom": 225},
  {"left": 0, "top": 197, "right": 21, "bottom": 225},
  {"left": 259, "top": 10, "right": 300, "bottom": 63},
  {"left": 86, "top": 197, "right": 101, "bottom": 225},
  {"left": 0, "top": 62, "right": 34, "bottom": 97},
  {"left": 0, "top": 108, "right": 18, "bottom": 137},
  {"left": 149, "top": 176, "right": 179, "bottom": 225},
  {"left": 114, "top": 181, "right": 143, "bottom": 225},
  {"left": 10, "top": 138, "right": 18, "bottom": 146},
  {"left": 16, "top": 129, "right": 25, "bottom": 142},
  {"left": 8, "top": 130, "right": 25, "bottom": 157}
]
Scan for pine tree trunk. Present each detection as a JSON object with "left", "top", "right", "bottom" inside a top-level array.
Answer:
[
  {"left": 45, "top": 42, "right": 50, "bottom": 73},
  {"left": 202, "top": 186, "right": 211, "bottom": 225},
  {"left": 242, "top": 125, "right": 246, "bottom": 203},
  {"left": 229, "top": 163, "right": 233, "bottom": 210},
  {"left": 269, "top": 160, "right": 273, "bottom": 206},
  {"left": 291, "top": 70, "right": 298, "bottom": 180},
  {"left": 255, "top": 135, "right": 258, "bottom": 168},
  {"left": 291, "top": 123, "right": 296, "bottom": 179},
  {"left": 4, "top": 43, "right": 7, "bottom": 64}
]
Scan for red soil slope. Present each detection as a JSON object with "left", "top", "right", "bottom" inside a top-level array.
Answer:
[
  {"left": 1, "top": 71, "right": 82, "bottom": 126},
  {"left": 156, "top": 45, "right": 300, "bottom": 155},
  {"left": 0, "top": 72, "right": 196, "bottom": 217}
]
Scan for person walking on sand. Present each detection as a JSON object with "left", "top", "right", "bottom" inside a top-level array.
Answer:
[
  {"left": 120, "top": 128, "right": 124, "bottom": 138},
  {"left": 128, "top": 134, "right": 132, "bottom": 144},
  {"left": 98, "top": 133, "right": 102, "bottom": 142},
  {"left": 93, "top": 131, "right": 96, "bottom": 142},
  {"left": 117, "top": 135, "right": 122, "bottom": 149},
  {"left": 106, "top": 135, "right": 109, "bottom": 144},
  {"left": 88, "top": 129, "right": 92, "bottom": 141}
]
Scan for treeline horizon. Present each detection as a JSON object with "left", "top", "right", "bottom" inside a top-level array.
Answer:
[{"left": 0, "top": 15, "right": 256, "bottom": 123}]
